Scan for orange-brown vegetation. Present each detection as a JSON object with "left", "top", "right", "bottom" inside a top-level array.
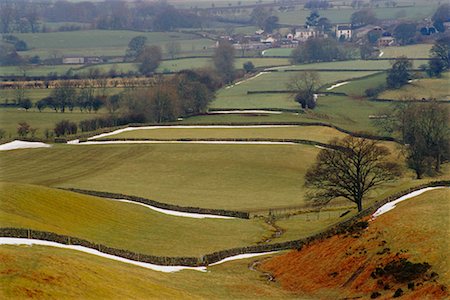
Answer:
[{"left": 261, "top": 189, "right": 450, "bottom": 299}]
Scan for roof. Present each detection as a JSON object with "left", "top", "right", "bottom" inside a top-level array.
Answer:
[{"left": 337, "top": 25, "right": 351, "bottom": 31}]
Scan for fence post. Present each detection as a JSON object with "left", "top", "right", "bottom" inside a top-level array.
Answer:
[{"left": 27, "top": 229, "right": 31, "bottom": 239}]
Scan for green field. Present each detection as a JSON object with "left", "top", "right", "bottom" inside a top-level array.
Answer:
[
  {"left": 0, "top": 182, "right": 269, "bottom": 257},
  {"left": 0, "top": 143, "right": 320, "bottom": 211},
  {"left": 379, "top": 72, "right": 450, "bottom": 100},
  {"left": 331, "top": 72, "right": 387, "bottom": 97},
  {"left": 0, "top": 108, "right": 109, "bottom": 139},
  {"left": 0, "top": 64, "right": 82, "bottom": 77},
  {"left": 262, "top": 48, "right": 293, "bottom": 57},
  {"left": 380, "top": 44, "right": 432, "bottom": 58},
  {"left": 16, "top": 30, "right": 215, "bottom": 59},
  {"left": 276, "top": 5, "right": 438, "bottom": 25},
  {"left": 96, "top": 126, "right": 348, "bottom": 143}
]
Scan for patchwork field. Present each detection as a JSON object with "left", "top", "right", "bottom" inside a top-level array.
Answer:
[
  {"left": 0, "top": 182, "right": 269, "bottom": 256},
  {"left": 380, "top": 44, "right": 433, "bottom": 59}
]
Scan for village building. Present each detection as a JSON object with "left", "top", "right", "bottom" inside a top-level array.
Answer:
[
  {"left": 294, "top": 26, "right": 325, "bottom": 42},
  {"left": 335, "top": 24, "right": 352, "bottom": 40}
]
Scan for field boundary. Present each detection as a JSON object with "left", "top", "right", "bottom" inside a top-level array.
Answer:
[
  {"left": 61, "top": 188, "right": 250, "bottom": 219},
  {"left": 2, "top": 181, "right": 448, "bottom": 266}
]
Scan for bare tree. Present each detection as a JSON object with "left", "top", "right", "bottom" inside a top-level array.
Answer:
[
  {"left": 165, "top": 41, "right": 181, "bottom": 59},
  {"left": 287, "top": 71, "right": 321, "bottom": 109},
  {"left": 305, "top": 136, "right": 401, "bottom": 211}
]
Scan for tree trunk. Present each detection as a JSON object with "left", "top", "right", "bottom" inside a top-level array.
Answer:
[
  {"left": 357, "top": 199, "right": 363, "bottom": 212},
  {"left": 435, "top": 153, "right": 441, "bottom": 172}
]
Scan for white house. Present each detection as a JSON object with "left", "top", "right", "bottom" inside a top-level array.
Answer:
[
  {"left": 294, "top": 27, "right": 323, "bottom": 42},
  {"left": 335, "top": 24, "right": 352, "bottom": 40}
]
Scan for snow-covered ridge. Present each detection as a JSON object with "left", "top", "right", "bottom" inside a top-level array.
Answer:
[
  {"left": 0, "top": 140, "right": 51, "bottom": 151},
  {"left": 0, "top": 238, "right": 279, "bottom": 272},
  {"left": 371, "top": 186, "right": 448, "bottom": 219},
  {"left": 108, "top": 198, "right": 235, "bottom": 219},
  {"left": 326, "top": 81, "right": 349, "bottom": 90}
]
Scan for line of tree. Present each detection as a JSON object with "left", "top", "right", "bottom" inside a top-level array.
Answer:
[{"left": 0, "top": 0, "right": 203, "bottom": 33}]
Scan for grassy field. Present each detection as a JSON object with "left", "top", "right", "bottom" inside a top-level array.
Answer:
[
  {"left": 276, "top": 5, "right": 438, "bottom": 25},
  {"left": 0, "top": 64, "right": 82, "bottom": 77},
  {"left": 262, "top": 48, "right": 293, "bottom": 57},
  {"left": 380, "top": 44, "right": 432, "bottom": 58},
  {"left": 331, "top": 72, "right": 387, "bottom": 97},
  {"left": 96, "top": 126, "right": 348, "bottom": 143},
  {"left": 379, "top": 72, "right": 450, "bottom": 100},
  {"left": 0, "top": 143, "right": 320, "bottom": 211},
  {"left": 16, "top": 30, "right": 215, "bottom": 59},
  {"left": 0, "top": 182, "right": 269, "bottom": 256},
  {"left": 213, "top": 70, "right": 378, "bottom": 109},
  {"left": 0, "top": 108, "right": 109, "bottom": 138},
  {"left": 0, "top": 245, "right": 295, "bottom": 299}
]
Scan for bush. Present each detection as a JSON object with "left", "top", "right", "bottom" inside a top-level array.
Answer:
[
  {"left": 365, "top": 85, "right": 385, "bottom": 98},
  {"left": 54, "top": 120, "right": 77, "bottom": 137}
]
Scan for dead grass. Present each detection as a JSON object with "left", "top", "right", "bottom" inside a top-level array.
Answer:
[{"left": 261, "top": 189, "right": 450, "bottom": 299}]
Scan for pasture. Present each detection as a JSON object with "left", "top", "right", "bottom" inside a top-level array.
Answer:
[
  {"left": 380, "top": 44, "right": 432, "bottom": 59},
  {"left": 276, "top": 4, "right": 438, "bottom": 25},
  {"left": 16, "top": 30, "right": 215, "bottom": 59},
  {"left": 0, "top": 143, "right": 320, "bottom": 211},
  {"left": 0, "top": 245, "right": 293, "bottom": 299},
  {"left": 0, "top": 182, "right": 268, "bottom": 257},
  {"left": 378, "top": 72, "right": 450, "bottom": 100},
  {"left": 94, "top": 125, "right": 348, "bottom": 143}
]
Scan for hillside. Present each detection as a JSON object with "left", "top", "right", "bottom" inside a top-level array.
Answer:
[{"left": 261, "top": 188, "right": 450, "bottom": 299}]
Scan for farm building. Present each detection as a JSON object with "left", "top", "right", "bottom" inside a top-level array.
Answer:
[
  {"left": 335, "top": 24, "right": 352, "bottom": 40},
  {"left": 294, "top": 26, "right": 325, "bottom": 42},
  {"left": 378, "top": 36, "right": 395, "bottom": 47}
]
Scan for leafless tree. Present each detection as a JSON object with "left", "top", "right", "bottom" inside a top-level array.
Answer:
[{"left": 305, "top": 136, "right": 401, "bottom": 211}]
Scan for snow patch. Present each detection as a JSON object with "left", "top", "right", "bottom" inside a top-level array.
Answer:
[
  {"left": 0, "top": 140, "right": 51, "bottom": 151},
  {"left": 109, "top": 198, "right": 235, "bottom": 219},
  {"left": 208, "top": 110, "right": 282, "bottom": 114},
  {"left": 378, "top": 51, "right": 384, "bottom": 57},
  {"left": 226, "top": 72, "right": 268, "bottom": 89},
  {"left": 326, "top": 81, "right": 349, "bottom": 91},
  {"left": 208, "top": 251, "right": 280, "bottom": 266},
  {"left": 0, "top": 238, "right": 207, "bottom": 273},
  {"left": 371, "top": 187, "right": 448, "bottom": 219}
]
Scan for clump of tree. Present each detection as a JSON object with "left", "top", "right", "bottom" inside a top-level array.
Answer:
[
  {"left": 287, "top": 71, "right": 321, "bottom": 109},
  {"left": 291, "top": 38, "right": 355, "bottom": 64},
  {"left": 125, "top": 36, "right": 147, "bottom": 61},
  {"left": 250, "top": 7, "right": 279, "bottom": 33},
  {"left": 17, "top": 122, "right": 37, "bottom": 138},
  {"left": 393, "top": 23, "right": 417, "bottom": 45},
  {"left": 305, "top": 0, "right": 332, "bottom": 10},
  {"left": 426, "top": 37, "right": 450, "bottom": 77},
  {"left": 213, "top": 40, "right": 235, "bottom": 84},
  {"left": 386, "top": 56, "right": 412, "bottom": 89},
  {"left": 351, "top": 9, "right": 377, "bottom": 27},
  {"left": 54, "top": 120, "right": 77, "bottom": 137},
  {"left": 137, "top": 45, "right": 162, "bottom": 76},
  {"left": 432, "top": 3, "right": 449, "bottom": 33},
  {"left": 305, "top": 136, "right": 401, "bottom": 211},
  {"left": 243, "top": 61, "right": 256, "bottom": 73},
  {"left": 374, "top": 101, "right": 449, "bottom": 178}
]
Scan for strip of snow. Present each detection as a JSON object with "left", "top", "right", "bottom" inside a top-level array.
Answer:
[
  {"left": 208, "top": 110, "right": 283, "bottom": 114},
  {"left": 0, "top": 140, "right": 51, "bottom": 151},
  {"left": 378, "top": 51, "right": 384, "bottom": 57},
  {"left": 225, "top": 72, "right": 268, "bottom": 89},
  {"left": 109, "top": 198, "right": 235, "bottom": 219},
  {"left": 86, "top": 125, "right": 298, "bottom": 141},
  {"left": 314, "top": 145, "right": 326, "bottom": 150},
  {"left": 262, "top": 50, "right": 267, "bottom": 56},
  {"left": 371, "top": 186, "right": 448, "bottom": 219},
  {"left": 74, "top": 140, "right": 298, "bottom": 146},
  {"left": 326, "top": 81, "right": 349, "bottom": 91},
  {"left": 208, "top": 251, "right": 279, "bottom": 266},
  {"left": 407, "top": 79, "right": 418, "bottom": 83},
  {"left": 0, "top": 238, "right": 207, "bottom": 273}
]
